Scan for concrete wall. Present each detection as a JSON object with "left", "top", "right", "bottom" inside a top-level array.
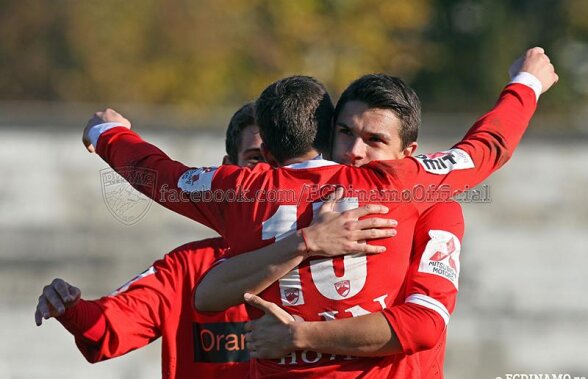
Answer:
[{"left": 1, "top": 126, "right": 587, "bottom": 378}]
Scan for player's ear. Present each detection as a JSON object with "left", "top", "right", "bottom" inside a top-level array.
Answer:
[
  {"left": 261, "top": 143, "right": 279, "bottom": 167},
  {"left": 222, "top": 155, "right": 233, "bottom": 166},
  {"left": 402, "top": 142, "right": 418, "bottom": 157}
]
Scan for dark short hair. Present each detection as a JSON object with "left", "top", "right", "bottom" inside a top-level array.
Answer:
[
  {"left": 334, "top": 74, "right": 421, "bottom": 148},
  {"left": 225, "top": 102, "right": 256, "bottom": 164},
  {"left": 255, "top": 75, "right": 334, "bottom": 164}
]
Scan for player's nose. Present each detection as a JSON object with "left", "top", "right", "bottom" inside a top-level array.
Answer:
[{"left": 346, "top": 138, "right": 366, "bottom": 166}]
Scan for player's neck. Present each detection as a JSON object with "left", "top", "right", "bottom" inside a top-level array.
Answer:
[{"left": 279, "top": 149, "right": 322, "bottom": 167}]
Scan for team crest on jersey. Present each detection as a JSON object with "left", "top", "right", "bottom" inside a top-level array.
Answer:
[
  {"left": 178, "top": 167, "right": 217, "bottom": 192},
  {"left": 334, "top": 280, "right": 350, "bottom": 297},
  {"left": 419, "top": 230, "right": 461, "bottom": 289},
  {"left": 284, "top": 288, "right": 300, "bottom": 304},
  {"left": 100, "top": 167, "right": 156, "bottom": 225},
  {"left": 414, "top": 148, "right": 474, "bottom": 174},
  {"left": 110, "top": 266, "right": 157, "bottom": 296}
]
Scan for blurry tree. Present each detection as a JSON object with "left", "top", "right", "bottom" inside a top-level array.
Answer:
[
  {"left": 0, "top": 0, "right": 584, "bottom": 119},
  {"left": 411, "top": 0, "right": 583, "bottom": 113}
]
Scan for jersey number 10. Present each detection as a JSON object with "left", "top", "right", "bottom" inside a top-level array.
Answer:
[{"left": 261, "top": 198, "right": 368, "bottom": 307}]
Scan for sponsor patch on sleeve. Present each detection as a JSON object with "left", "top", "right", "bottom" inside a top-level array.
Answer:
[
  {"left": 414, "top": 148, "right": 474, "bottom": 174},
  {"left": 178, "top": 167, "right": 217, "bottom": 192},
  {"left": 418, "top": 230, "right": 461, "bottom": 289}
]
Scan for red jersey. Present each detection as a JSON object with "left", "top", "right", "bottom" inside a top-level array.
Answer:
[
  {"left": 58, "top": 238, "right": 250, "bottom": 379},
  {"left": 382, "top": 200, "right": 464, "bottom": 378},
  {"left": 94, "top": 83, "right": 536, "bottom": 377}
]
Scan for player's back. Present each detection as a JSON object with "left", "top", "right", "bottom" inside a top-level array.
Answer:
[{"left": 206, "top": 159, "right": 420, "bottom": 377}]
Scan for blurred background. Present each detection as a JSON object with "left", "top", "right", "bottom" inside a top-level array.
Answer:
[{"left": 1, "top": 0, "right": 587, "bottom": 378}]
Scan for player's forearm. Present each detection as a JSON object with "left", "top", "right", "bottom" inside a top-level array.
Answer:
[
  {"left": 93, "top": 126, "right": 224, "bottom": 229},
  {"left": 457, "top": 81, "right": 537, "bottom": 167},
  {"left": 95, "top": 127, "right": 189, "bottom": 199},
  {"left": 57, "top": 299, "right": 107, "bottom": 345},
  {"left": 195, "top": 230, "right": 308, "bottom": 311},
  {"left": 291, "top": 312, "right": 402, "bottom": 357}
]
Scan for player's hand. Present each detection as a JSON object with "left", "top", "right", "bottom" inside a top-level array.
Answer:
[
  {"left": 509, "top": 47, "right": 559, "bottom": 94},
  {"left": 35, "top": 278, "right": 81, "bottom": 326},
  {"left": 302, "top": 187, "right": 397, "bottom": 257},
  {"left": 82, "top": 108, "right": 131, "bottom": 153},
  {"left": 244, "top": 293, "right": 298, "bottom": 359}
]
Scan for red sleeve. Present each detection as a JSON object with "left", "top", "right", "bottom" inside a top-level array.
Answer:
[
  {"left": 383, "top": 201, "right": 464, "bottom": 355},
  {"left": 371, "top": 83, "right": 537, "bottom": 214},
  {"left": 95, "top": 127, "right": 237, "bottom": 234},
  {"left": 64, "top": 246, "right": 190, "bottom": 363},
  {"left": 57, "top": 299, "right": 107, "bottom": 346}
]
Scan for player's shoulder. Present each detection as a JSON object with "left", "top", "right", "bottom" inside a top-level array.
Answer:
[
  {"left": 417, "top": 201, "right": 464, "bottom": 234},
  {"left": 362, "top": 158, "right": 417, "bottom": 181},
  {"left": 425, "top": 200, "right": 463, "bottom": 217},
  {"left": 179, "top": 163, "right": 273, "bottom": 192},
  {"left": 164, "top": 237, "right": 228, "bottom": 266}
]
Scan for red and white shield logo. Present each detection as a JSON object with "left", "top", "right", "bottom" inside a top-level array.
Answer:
[
  {"left": 429, "top": 238, "right": 458, "bottom": 270},
  {"left": 334, "top": 280, "right": 350, "bottom": 297},
  {"left": 284, "top": 288, "right": 300, "bottom": 304}
]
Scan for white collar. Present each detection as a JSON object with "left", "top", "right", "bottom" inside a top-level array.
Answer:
[{"left": 284, "top": 154, "right": 339, "bottom": 169}]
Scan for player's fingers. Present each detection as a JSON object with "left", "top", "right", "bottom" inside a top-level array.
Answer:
[
  {"left": 354, "top": 217, "right": 397, "bottom": 230},
  {"left": 37, "top": 295, "right": 51, "bottom": 319},
  {"left": 68, "top": 285, "right": 82, "bottom": 303},
  {"left": 319, "top": 187, "right": 344, "bottom": 213},
  {"left": 86, "top": 144, "right": 96, "bottom": 153},
  {"left": 244, "top": 293, "right": 274, "bottom": 315},
  {"left": 34, "top": 309, "right": 43, "bottom": 326},
  {"left": 344, "top": 204, "right": 389, "bottom": 220},
  {"left": 43, "top": 286, "right": 65, "bottom": 314},
  {"left": 355, "top": 228, "right": 397, "bottom": 242},
  {"left": 528, "top": 47, "right": 544, "bottom": 56},
  {"left": 52, "top": 279, "right": 71, "bottom": 302},
  {"left": 351, "top": 242, "right": 387, "bottom": 254}
]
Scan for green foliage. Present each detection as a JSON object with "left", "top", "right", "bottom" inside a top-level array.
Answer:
[{"left": 0, "top": 0, "right": 584, "bottom": 116}]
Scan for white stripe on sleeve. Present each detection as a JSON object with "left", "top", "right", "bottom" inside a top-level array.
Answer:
[
  {"left": 88, "top": 122, "right": 125, "bottom": 148},
  {"left": 406, "top": 293, "right": 450, "bottom": 325}
]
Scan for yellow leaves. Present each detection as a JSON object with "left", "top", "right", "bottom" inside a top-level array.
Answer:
[
  {"left": 0, "top": 0, "right": 432, "bottom": 109},
  {"left": 566, "top": 0, "right": 588, "bottom": 32}
]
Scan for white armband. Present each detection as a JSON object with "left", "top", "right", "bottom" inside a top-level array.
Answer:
[
  {"left": 88, "top": 122, "right": 125, "bottom": 148},
  {"left": 510, "top": 72, "right": 542, "bottom": 101}
]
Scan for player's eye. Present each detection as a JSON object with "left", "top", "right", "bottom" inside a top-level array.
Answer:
[
  {"left": 368, "top": 135, "right": 383, "bottom": 143},
  {"left": 337, "top": 126, "right": 353, "bottom": 136},
  {"left": 244, "top": 155, "right": 264, "bottom": 167}
]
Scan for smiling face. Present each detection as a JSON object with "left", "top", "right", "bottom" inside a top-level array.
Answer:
[{"left": 332, "top": 100, "right": 417, "bottom": 167}]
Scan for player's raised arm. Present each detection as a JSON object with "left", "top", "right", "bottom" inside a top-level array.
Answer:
[
  {"left": 195, "top": 188, "right": 398, "bottom": 312},
  {"left": 82, "top": 108, "right": 227, "bottom": 233},
  {"left": 378, "top": 47, "right": 558, "bottom": 208}
]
